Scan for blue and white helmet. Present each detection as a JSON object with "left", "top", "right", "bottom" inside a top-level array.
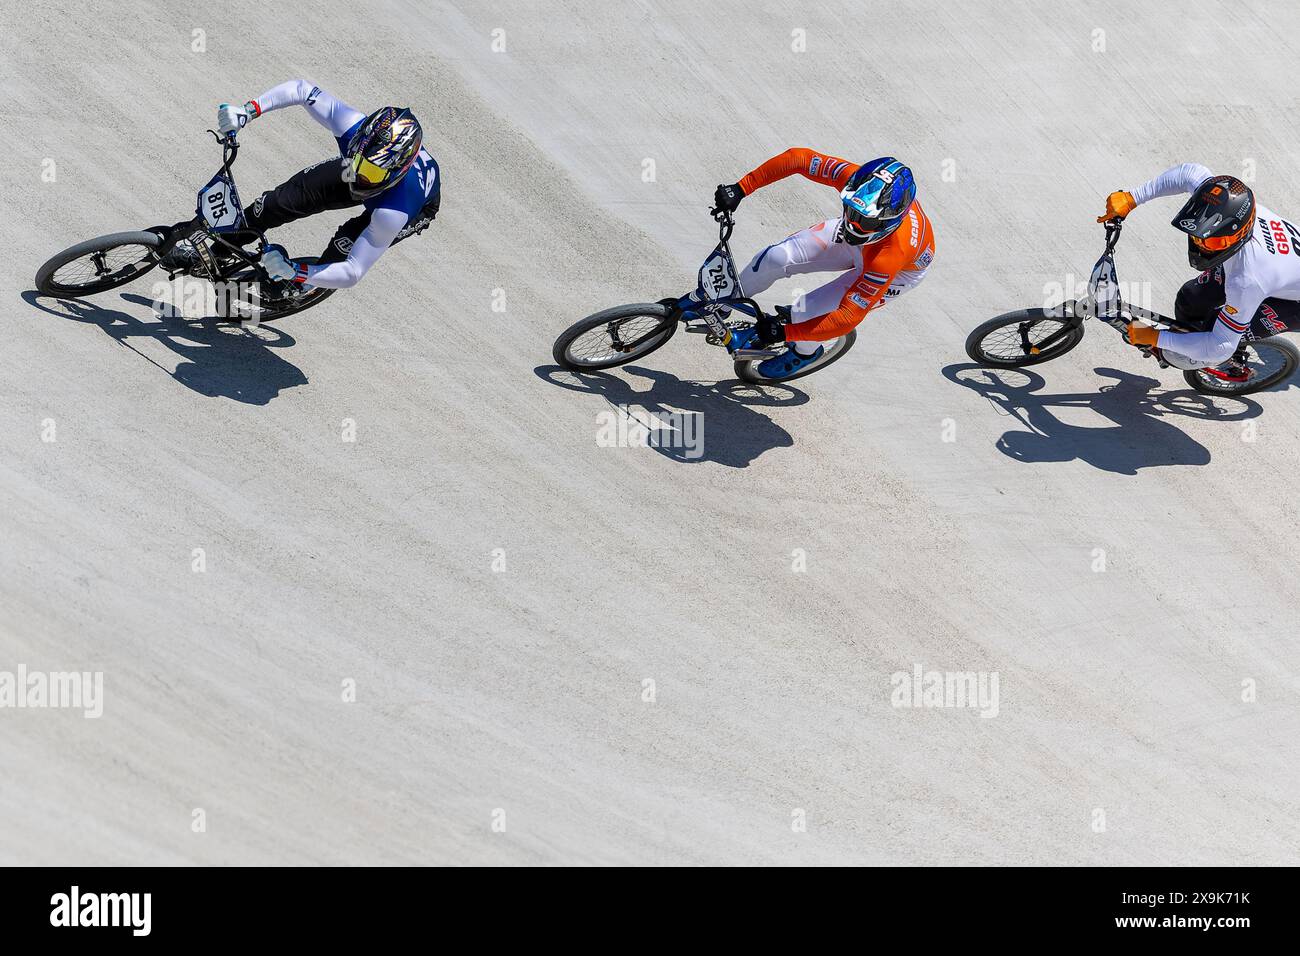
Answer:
[{"left": 839, "top": 157, "right": 916, "bottom": 244}]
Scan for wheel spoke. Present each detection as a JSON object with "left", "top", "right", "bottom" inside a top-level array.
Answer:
[
  {"left": 978, "top": 319, "right": 1072, "bottom": 361},
  {"left": 51, "top": 243, "right": 154, "bottom": 290},
  {"left": 1193, "top": 342, "right": 1290, "bottom": 392},
  {"left": 566, "top": 315, "right": 669, "bottom": 365}
]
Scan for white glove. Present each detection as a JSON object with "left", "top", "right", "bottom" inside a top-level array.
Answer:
[
  {"left": 216, "top": 101, "right": 256, "bottom": 135},
  {"left": 260, "top": 246, "right": 299, "bottom": 281}
]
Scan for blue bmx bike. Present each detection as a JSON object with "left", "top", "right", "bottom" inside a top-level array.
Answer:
[{"left": 552, "top": 209, "right": 856, "bottom": 384}]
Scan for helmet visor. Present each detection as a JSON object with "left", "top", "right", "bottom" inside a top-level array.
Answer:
[
  {"left": 1181, "top": 202, "right": 1255, "bottom": 252},
  {"left": 352, "top": 154, "right": 392, "bottom": 188},
  {"left": 1191, "top": 225, "right": 1248, "bottom": 253},
  {"left": 843, "top": 206, "right": 893, "bottom": 237}
]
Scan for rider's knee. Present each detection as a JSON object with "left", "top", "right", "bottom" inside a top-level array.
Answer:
[{"left": 1174, "top": 275, "right": 1222, "bottom": 327}]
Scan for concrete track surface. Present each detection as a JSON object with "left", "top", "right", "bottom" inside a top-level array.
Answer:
[{"left": 3, "top": 0, "right": 1299, "bottom": 865}]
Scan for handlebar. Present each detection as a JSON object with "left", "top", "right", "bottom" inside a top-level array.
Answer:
[
  {"left": 698, "top": 207, "right": 773, "bottom": 325},
  {"left": 206, "top": 128, "right": 239, "bottom": 177},
  {"left": 712, "top": 206, "right": 735, "bottom": 243},
  {"left": 197, "top": 130, "right": 271, "bottom": 269},
  {"left": 1101, "top": 217, "right": 1123, "bottom": 253}
]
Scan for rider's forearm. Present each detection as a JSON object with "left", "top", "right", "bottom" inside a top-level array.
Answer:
[
  {"left": 248, "top": 80, "right": 366, "bottom": 138},
  {"left": 1155, "top": 323, "right": 1242, "bottom": 364},
  {"left": 737, "top": 147, "right": 856, "bottom": 195},
  {"left": 300, "top": 209, "right": 401, "bottom": 289},
  {"left": 1131, "top": 163, "right": 1215, "bottom": 205},
  {"left": 301, "top": 258, "right": 366, "bottom": 289}
]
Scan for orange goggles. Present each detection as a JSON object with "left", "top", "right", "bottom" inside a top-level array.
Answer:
[{"left": 1190, "top": 216, "right": 1254, "bottom": 252}]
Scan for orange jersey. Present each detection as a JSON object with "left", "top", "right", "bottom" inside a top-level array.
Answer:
[{"left": 736, "top": 148, "right": 936, "bottom": 342}]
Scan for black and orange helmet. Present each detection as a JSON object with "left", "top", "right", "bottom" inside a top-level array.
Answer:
[{"left": 1171, "top": 175, "right": 1256, "bottom": 270}]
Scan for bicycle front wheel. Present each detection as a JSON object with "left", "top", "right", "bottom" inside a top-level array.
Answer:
[
  {"left": 965, "top": 308, "right": 1084, "bottom": 367},
  {"left": 35, "top": 231, "right": 162, "bottom": 297},
  {"left": 552, "top": 303, "right": 677, "bottom": 371}
]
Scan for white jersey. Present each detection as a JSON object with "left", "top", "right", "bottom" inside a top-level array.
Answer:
[{"left": 1132, "top": 163, "right": 1300, "bottom": 363}]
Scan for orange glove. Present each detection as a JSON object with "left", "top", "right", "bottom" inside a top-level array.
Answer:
[
  {"left": 1097, "top": 190, "right": 1137, "bottom": 223},
  {"left": 1127, "top": 322, "right": 1160, "bottom": 347}
]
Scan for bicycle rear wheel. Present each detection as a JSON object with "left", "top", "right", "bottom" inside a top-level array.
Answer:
[
  {"left": 1183, "top": 337, "right": 1299, "bottom": 396},
  {"left": 734, "top": 330, "right": 857, "bottom": 383},
  {"left": 224, "top": 257, "right": 336, "bottom": 321}
]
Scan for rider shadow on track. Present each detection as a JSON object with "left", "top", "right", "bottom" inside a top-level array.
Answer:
[
  {"left": 534, "top": 364, "right": 808, "bottom": 467},
  {"left": 943, "top": 363, "right": 1263, "bottom": 475},
  {"left": 20, "top": 290, "right": 306, "bottom": 405}
]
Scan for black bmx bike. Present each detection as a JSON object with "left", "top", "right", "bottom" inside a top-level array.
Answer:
[
  {"left": 34, "top": 129, "right": 334, "bottom": 322},
  {"left": 965, "top": 220, "right": 1299, "bottom": 396}
]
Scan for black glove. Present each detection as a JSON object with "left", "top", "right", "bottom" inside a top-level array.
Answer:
[
  {"left": 712, "top": 183, "right": 745, "bottom": 215},
  {"left": 755, "top": 306, "right": 788, "bottom": 346}
]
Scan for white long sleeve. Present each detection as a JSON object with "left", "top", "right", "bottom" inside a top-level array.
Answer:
[
  {"left": 1155, "top": 320, "right": 1244, "bottom": 364},
  {"left": 1131, "top": 163, "right": 1214, "bottom": 205},
  {"left": 1156, "top": 270, "right": 1265, "bottom": 363},
  {"left": 301, "top": 207, "right": 405, "bottom": 289},
  {"left": 249, "top": 80, "right": 366, "bottom": 138}
]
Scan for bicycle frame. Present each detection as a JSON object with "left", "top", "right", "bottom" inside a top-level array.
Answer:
[
  {"left": 600, "top": 210, "right": 779, "bottom": 359},
  {"left": 1035, "top": 220, "right": 1190, "bottom": 363},
  {"left": 162, "top": 131, "right": 272, "bottom": 284},
  {"left": 679, "top": 210, "right": 778, "bottom": 356}
]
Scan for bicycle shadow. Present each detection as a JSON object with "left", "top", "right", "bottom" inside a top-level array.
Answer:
[
  {"left": 534, "top": 364, "right": 808, "bottom": 467},
  {"left": 944, "top": 363, "right": 1262, "bottom": 475},
  {"left": 20, "top": 290, "right": 306, "bottom": 405}
]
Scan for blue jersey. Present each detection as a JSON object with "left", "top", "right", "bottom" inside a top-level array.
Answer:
[{"left": 246, "top": 79, "right": 439, "bottom": 288}]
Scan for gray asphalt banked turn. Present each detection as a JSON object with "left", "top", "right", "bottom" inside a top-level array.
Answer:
[{"left": 2, "top": 0, "right": 1298, "bottom": 865}]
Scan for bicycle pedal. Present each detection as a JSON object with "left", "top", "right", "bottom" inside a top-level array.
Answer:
[{"left": 733, "top": 348, "right": 782, "bottom": 360}]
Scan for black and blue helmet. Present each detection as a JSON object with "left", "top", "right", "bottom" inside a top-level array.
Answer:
[
  {"left": 345, "top": 106, "right": 423, "bottom": 198},
  {"left": 839, "top": 158, "right": 916, "bottom": 244}
]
